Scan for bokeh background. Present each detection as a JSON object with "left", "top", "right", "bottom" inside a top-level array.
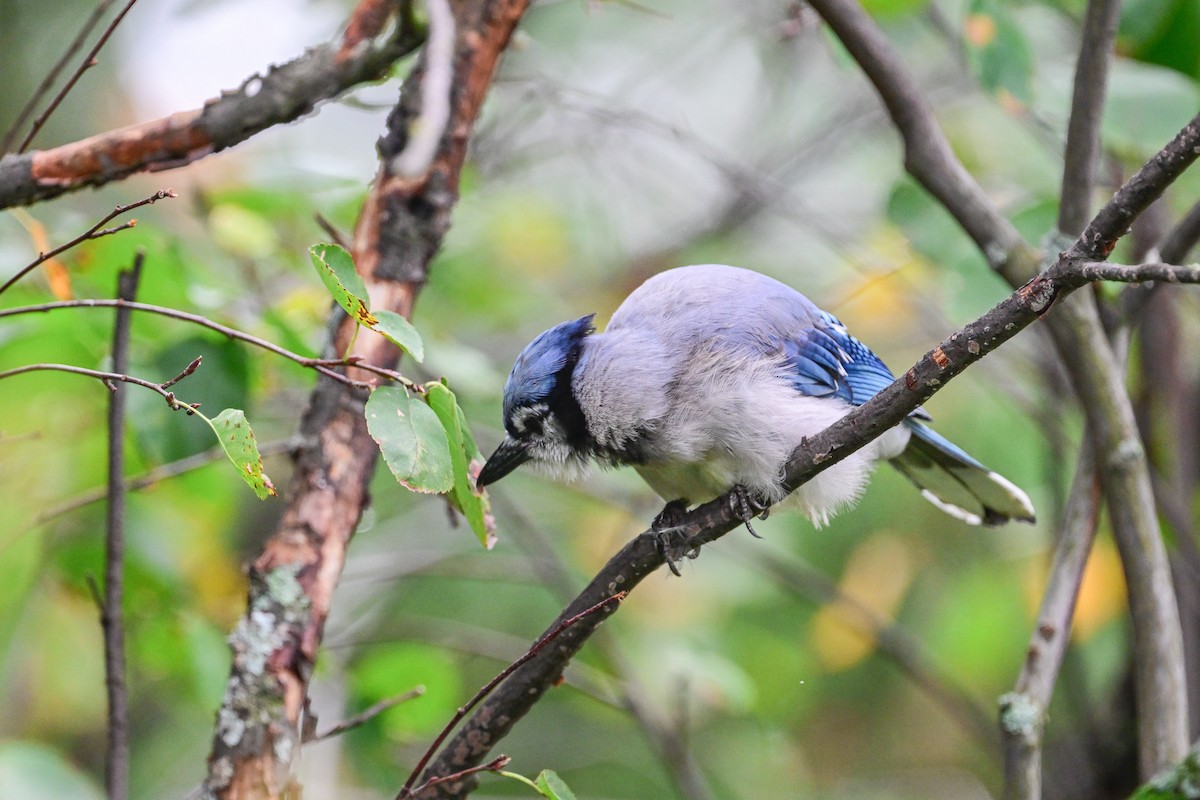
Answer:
[{"left": 1, "top": 0, "right": 1199, "bottom": 797}]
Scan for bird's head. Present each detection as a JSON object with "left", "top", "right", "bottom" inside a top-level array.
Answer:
[{"left": 477, "top": 314, "right": 596, "bottom": 489}]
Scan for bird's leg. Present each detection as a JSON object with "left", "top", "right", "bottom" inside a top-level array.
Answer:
[
  {"left": 730, "top": 485, "right": 771, "bottom": 539},
  {"left": 651, "top": 498, "right": 695, "bottom": 577}
]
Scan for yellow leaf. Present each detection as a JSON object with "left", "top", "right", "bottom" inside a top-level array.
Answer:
[
  {"left": 1072, "top": 537, "right": 1127, "bottom": 641},
  {"left": 10, "top": 208, "right": 72, "bottom": 299},
  {"left": 809, "top": 533, "right": 915, "bottom": 671}
]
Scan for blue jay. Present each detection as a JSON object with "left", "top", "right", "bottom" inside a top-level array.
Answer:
[{"left": 477, "top": 264, "right": 1035, "bottom": 533}]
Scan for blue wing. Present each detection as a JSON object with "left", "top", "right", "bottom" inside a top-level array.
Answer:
[{"left": 784, "top": 311, "right": 929, "bottom": 419}]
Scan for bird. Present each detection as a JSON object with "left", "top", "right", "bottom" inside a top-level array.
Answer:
[{"left": 476, "top": 264, "right": 1035, "bottom": 537}]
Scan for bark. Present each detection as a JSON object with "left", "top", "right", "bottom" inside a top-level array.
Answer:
[{"left": 200, "top": 1, "right": 531, "bottom": 797}]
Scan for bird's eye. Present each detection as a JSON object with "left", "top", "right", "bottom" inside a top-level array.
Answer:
[{"left": 524, "top": 415, "right": 544, "bottom": 436}]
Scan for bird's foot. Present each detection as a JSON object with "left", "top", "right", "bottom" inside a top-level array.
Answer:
[
  {"left": 729, "top": 485, "right": 771, "bottom": 539},
  {"left": 652, "top": 498, "right": 697, "bottom": 577}
]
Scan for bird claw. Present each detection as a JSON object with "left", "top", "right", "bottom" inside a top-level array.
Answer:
[
  {"left": 652, "top": 499, "right": 697, "bottom": 576},
  {"left": 729, "top": 485, "right": 770, "bottom": 539}
]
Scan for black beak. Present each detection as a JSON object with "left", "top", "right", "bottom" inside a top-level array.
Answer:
[{"left": 477, "top": 436, "right": 531, "bottom": 489}]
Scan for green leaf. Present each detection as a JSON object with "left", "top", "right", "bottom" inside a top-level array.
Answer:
[
  {"left": 1120, "top": 0, "right": 1200, "bottom": 82},
  {"left": 371, "top": 310, "right": 425, "bottom": 362},
  {"left": 534, "top": 770, "right": 578, "bottom": 800},
  {"left": 366, "top": 386, "right": 454, "bottom": 494},
  {"left": 1103, "top": 61, "right": 1200, "bottom": 158},
  {"left": 424, "top": 381, "right": 495, "bottom": 547},
  {"left": 202, "top": 409, "right": 277, "bottom": 499},
  {"left": 309, "top": 243, "right": 376, "bottom": 327}
]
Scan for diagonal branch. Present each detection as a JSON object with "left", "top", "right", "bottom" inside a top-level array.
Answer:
[
  {"left": 804, "top": 0, "right": 1038, "bottom": 282},
  {"left": 0, "top": 0, "right": 424, "bottom": 212},
  {"left": 413, "top": 110, "right": 1200, "bottom": 798},
  {"left": 0, "top": 0, "right": 120, "bottom": 153},
  {"left": 16, "top": 0, "right": 142, "bottom": 154},
  {"left": 0, "top": 188, "right": 174, "bottom": 296}
]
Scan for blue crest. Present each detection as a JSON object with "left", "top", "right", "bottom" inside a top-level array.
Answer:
[{"left": 503, "top": 314, "right": 596, "bottom": 426}]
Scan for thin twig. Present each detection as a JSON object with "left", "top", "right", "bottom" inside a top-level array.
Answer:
[
  {"left": 160, "top": 356, "right": 202, "bottom": 390},
  {"left": 409, "top": 756, "right": 511, "bottom": 799},
  {"left": 0, "top": 189, "right": 175, "bottom": 297},
  {"left": 309, "top": 686, "right": 426, "bottom": 742},
  {"left": 399, "top": 592, "right": 626, "bottom": 799},
  {"left": 1116, "top": 200, "right": 1200, "bottom": 320},
  {"left": 17, "top": 0, "right": 141, "bottom": 153},
  {"left": 84, "top": 573, "right": 105, "bottom": 615},
  {"left": 0, "top": 362, "right": 200, "bottom": 412},
  {"left": 0, "top": 299, "right": 403, "bottom": 390},
  {"left": 101, "top": 252, "right": 141, "bottom": 800},
  {"left": 0, "top": 0, "right": 119, "bottom": 153}
]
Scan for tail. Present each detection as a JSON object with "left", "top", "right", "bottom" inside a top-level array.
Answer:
[{"left": 889, "top": 421, "right": 1036, "bottom": 526}]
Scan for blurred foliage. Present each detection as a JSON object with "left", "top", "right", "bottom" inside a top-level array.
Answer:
[{"left": 1, "top": 0, "right": 1198, "bottom": 799}]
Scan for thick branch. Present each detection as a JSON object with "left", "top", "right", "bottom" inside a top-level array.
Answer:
[
  {"left": 0, "top": 1, "right": 423, "bottom": 211},
  {"left": 200, "top": 2, "right": 531, "bottom": 798},
  {"left": 414, "top": 111, "right": 1200, "bottom": 797},
  {"left": 807, "top": 0, "right": 1195, "bottom": 775}
]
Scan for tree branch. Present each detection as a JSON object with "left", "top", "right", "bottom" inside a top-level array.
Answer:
[
  {"left": 0, "top": 361, "right": 201, "bottom": 412},
  {"left": 200, "top": 2, "right": 532, "bottom": 797},
  {"left": 0, "top": 0, "right": 424, "bottom": 211},
  {"left": 805, "top": 0, "right": 1193, "bottom": 776},
  {"left": 0, "top": 188, "right": 174, "bottom": 296},
  {"left": 412, "top": 110, "right": 1200, "bottom": 797},
  {"left": 16, "top": 0, "right": 142, "bottom": 154},
  {"left": 99, "top": 252, "right": 142, "bottom": 800},
  {"left": 30, "top": 438, "right": 297, "bottom": 528},
  {"left": 1042, "top": 0, "right": 1192, "bottom": 764},
  {"left": 307, "top": 686, "right": 426, "bottom": 743},
  {"left": 0, "top": 0, "right": 120, "bottom": 153},
  {"left": 1001, "top": 444, "right": 1101, "bottom": 800},
  {"left": 0, "top": 299, "right": 386, "bottom": 390},
  {"left": 804, "top": 0, "right": 1038, "bottom": 281},
  {"left": 400, "top": 594, "right": 624, "bottom": 799},
  {"left": 1056, "top": 0, "right": 1121, "bottom": 235}
]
